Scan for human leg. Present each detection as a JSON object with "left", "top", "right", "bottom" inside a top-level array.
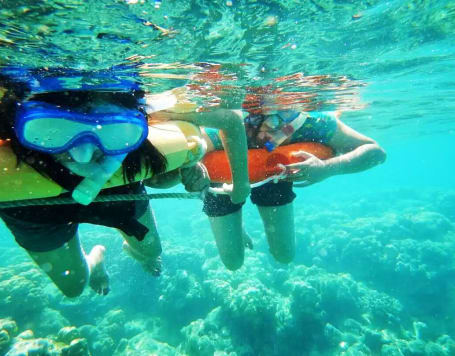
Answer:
[
  {"left": 203, "top": 191, "right": 246, "bottom": 270},
  {"left": 0, "top": 209, "right": 109, "bottom": 297},
  {"left": 27, "top": 234, "right": 109, "bottom": 297},
  {"left": 257, "top": 203, "right": 295, "bottom": 263},
  {"left": 251, "top": 181, "right": 296, "bottom": 264},
  {"left": 121, "top": 204, "right": 163, "bottom": 275},
  {"left": 208, "top": 210, "right": 245, "bottom": 270}
]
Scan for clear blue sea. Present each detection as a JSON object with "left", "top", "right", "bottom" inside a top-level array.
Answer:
[{"left": 1, "top": 1, "right": 454, "bottom": 355}]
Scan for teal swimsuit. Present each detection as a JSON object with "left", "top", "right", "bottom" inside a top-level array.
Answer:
[
  {"left": 288, "top": 111, "right": 338, "bottom": 145},
  {"left": 205, "top": 111, "right": 338, "bottom": 150}
]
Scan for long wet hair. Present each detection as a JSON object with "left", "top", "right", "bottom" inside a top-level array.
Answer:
[{"left": 0, "top": 74, "right": 167, "bottom": 183}]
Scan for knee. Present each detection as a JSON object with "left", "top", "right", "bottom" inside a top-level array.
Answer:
[
  {"left": 60, "top": 284, "right": 85, "bottom": 298},
  {"left": 57, "top": 274, "right": 87, "bottom": 298},
  {"left": 271, "top": 248, "right": 295, "bottom": 264},
  {"left": 143, "top": 242, "right": 162, "bottom": 258},
  {"left": 63, "top": 288, "right": 84, "bottom": 298},
  {"left": 220, "top": 253, "right": 244, "bottom": 271}
]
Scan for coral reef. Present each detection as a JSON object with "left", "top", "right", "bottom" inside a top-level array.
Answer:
[
  {"left": 1, "top": 188, "right": 455, "bottom": 355},
  {"left": 0, "top": 319, "right": 17, "bottom": 355},
  {"left": 3, "top": 324, "right": 90, "bottom": 356},
  {"left": 115, "top": 331, "right": 183, "bottom": 356},
  {"left": 0, "top": 264, "right": 49, "bottom": 322}
]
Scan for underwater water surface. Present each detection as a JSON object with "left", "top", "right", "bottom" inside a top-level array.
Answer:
[{"left": 1, "top": 0, "right": 455, "bottom": 355}]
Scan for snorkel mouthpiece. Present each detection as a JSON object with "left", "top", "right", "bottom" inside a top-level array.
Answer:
[
  {"left": 72, "top": 153, "right": 127, "bottom": 205},
  {"left": 264, "top": 141, "right": 276, "bottom": 152}
]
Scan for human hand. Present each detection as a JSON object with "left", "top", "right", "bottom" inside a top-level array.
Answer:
[
  {"left": 183, "top": 136, "right": 208, "bottom": 168},
  {"left": 208, "top": 181, "right": 250, "bottom": 204},
  {"left": 180, "top": 162, "right": 210, "bottom": 192},
  {"left": 144, "top": 170, "right": 181, "bottom": 189},
  {"left": 282, "top": 151, "right": 331, "bottom": 186}
]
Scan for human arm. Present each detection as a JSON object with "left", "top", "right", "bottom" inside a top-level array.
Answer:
[
  {"left": 285, "top": 116, "right": 386, "bottom": 184},
  {"left": 143, "top": 169, "right": 181, "bottom": 189},
  {"left": 151, "top": 108, "right": 250, "bottom": 203},
  {"left": 144, "top": 164, "right": 210, "bottom": 194}
]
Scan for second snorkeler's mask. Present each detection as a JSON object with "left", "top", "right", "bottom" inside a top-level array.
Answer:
[{"left": 247, "top": 110, "right": 309, "bottom": 151}]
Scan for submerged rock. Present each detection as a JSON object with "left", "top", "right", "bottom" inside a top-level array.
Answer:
[
  {"left": 399, "top": 210, "right": 453, "bottom": 240},
  {"left": 0, "top": 265, "right": 49, "bottom": 322},
  {"left": 6, "top": 338, "right": 59, "bottom": 356},
  {"left": 0, "top": 318, "right": 18, "bottom": 354},
  {"left": 57, "top": 326, "right": 81, "bottom": 344},
  {"left": 0, "top": 319, "right": 18, "bottom": 338},
  {"left": 61, "top": 338, "right": 90, "bottom": 356},
  {"left": 16, "top": 330, "right": 34, "bottom": 340},
  {"left": 120, "top": 331, "right": 183, "bottom": 356},
  {"left": 180, "top": 307, "right": 235, "bottom": 356},
  {"left": 38, "top": 308, "right": 71, "bottom": 336}
]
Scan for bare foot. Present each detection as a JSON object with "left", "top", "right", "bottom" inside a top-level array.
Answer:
[
  {"left": 122, "top": 241, "right": 162, "bottom": 276},
  {"left": 86, "top": 245, "right": 110, "bottom": 295}
]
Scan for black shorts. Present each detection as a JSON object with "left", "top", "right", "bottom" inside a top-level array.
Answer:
[
  {"left": 203, "top": 181, "right": 296, "bottom": 217},
  {"left": 0, "top": 183, "right": 148, "bottom": 253}
]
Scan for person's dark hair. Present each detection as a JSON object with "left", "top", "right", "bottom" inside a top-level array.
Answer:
[
  {"left": 0, "top": 73, "right": 29, "bottom": 140},
  {"left": 30, "top": 90, "right": 143, "bottom": 111},
  {"left": 0, "top": 76, "right": 167, "bottom": 184}
]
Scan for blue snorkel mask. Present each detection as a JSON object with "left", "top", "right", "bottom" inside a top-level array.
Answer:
[{"left": 15, "top": 100, "right": 148, "bottom": 155}]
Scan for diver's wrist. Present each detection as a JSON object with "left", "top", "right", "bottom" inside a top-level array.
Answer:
[{"left": 324, "top": 157, "right": 343, "bottom": 177}]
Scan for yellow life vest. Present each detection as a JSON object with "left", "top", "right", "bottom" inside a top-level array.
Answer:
[{"left": 0, "top": 120, "right": 200, "bottom": 202}]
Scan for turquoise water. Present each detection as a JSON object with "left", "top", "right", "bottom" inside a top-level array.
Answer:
[{"left": 1, "top": 0, "right": 455, "bottom": 355}]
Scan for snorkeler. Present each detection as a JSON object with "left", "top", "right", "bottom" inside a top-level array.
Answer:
[
  {"left": 200, "top": 94, "right": 386, "bottom": 270},
  {"left": 0, "top": 67, "right": 250, "bottom": 297}
]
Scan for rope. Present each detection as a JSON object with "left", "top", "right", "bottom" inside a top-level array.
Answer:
[{"left": 0, "top": 192, "right": 202, "bottom": 209}]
